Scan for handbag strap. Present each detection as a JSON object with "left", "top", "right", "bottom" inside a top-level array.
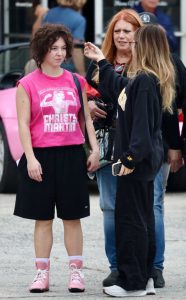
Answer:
[{"left": 71, "top": 73, "right": 85, "bottom": 117}]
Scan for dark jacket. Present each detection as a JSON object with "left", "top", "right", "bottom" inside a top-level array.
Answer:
[
  {"left": 172, "top": 53, "right": 186, "bottom": 110},
  {"left": 93, "top": 59, "right": 163, "bottom": 181},
  {"left": 171, "top": 54, "right": 186, "bottom": 163},
  {"left": 117, "top": 73, "right": 164, "bottom": 181},
  {"left": 133, "top": 2, "right": 178, "bottom": 52},
  {"left": 96, "top": 59, "right": 182, "bottom": 161},
  {"left": 162, "top": 57, "right": 183, "bottom": 158},
  {"left": 171, "top": 54, "right": 186, "bottom": 162}
]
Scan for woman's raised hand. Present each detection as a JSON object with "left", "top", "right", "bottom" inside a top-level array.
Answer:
[{"left": 84, "top": 42, "right": 105, "bottom": 62}]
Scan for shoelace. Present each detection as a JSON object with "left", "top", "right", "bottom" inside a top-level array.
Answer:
[
  {"left": 70, "top": 266, "right": 84, "bottom": 282},
  {"left": 33, "top": 269, "right": 48, "bottom": 283}
]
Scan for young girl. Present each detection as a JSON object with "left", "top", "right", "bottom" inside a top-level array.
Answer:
[
  {"left": 14, "top": 23, "right": 99, "bottom": 294},
  {"left": 84, "top": 24, "right": 175, "bottom": 297}
]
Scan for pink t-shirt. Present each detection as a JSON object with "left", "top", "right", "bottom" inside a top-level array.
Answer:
[{"left": 18, "top": 69, "right": 86, "bottom": 147}]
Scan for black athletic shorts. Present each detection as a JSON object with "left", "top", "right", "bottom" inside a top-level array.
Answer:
[{"left": 14, "top": 145, "right": 90, "bottom": 220}]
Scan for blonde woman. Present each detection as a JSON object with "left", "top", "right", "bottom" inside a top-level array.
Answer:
[
  {"left": 84, "top": 24, "right": 175, "bottom": 297},
  {"left": 85, "top": 8, "right": 143, "bottom": 287}
]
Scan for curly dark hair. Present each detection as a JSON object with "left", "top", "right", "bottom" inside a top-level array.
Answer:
[{"left": 31, "top": 23, "right": 73, "bottom": 68}]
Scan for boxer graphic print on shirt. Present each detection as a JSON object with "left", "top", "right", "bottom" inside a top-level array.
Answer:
[{"left": 40, "top": 87, "right": 78, "bottom": 133}]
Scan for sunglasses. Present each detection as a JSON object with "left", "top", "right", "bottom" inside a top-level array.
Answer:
[{"left": 114, "top": 63, "right": 128, "bottom": 74}]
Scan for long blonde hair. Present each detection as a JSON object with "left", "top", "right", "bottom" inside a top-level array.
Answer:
[
  {"left": 92, "top": 9, "right": 143, "bottom": 83},
  {"left": 129, "top": 25, "right": 175, "bottom": 112}
]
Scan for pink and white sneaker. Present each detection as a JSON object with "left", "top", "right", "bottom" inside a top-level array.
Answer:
[
  {"left": 29, "top": 261, "right": 50, "bottom": 293},
  {"left": 68, "top": 260, "right": 85, "bottom": 293}
]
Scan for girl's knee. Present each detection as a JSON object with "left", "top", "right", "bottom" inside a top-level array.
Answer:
[
  {"left": 35, "top": 219, "right": 53, "bottom": 228},
  {"left": 63, "top": 219, "right": 81, "bottom": 228}
]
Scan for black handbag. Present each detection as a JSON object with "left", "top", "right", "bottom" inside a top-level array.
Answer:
[
  {"left": 88, "top": 96, "right": 116, "bottom": 169},
  {"left": 96, "top": 126, "right": 115, "bottom": 168}
]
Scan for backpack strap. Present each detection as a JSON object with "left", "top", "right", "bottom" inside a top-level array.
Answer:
[
  {"left": 71, "top": 73, "right": 85, "bottom": 117},
  {"left": 71, "top": 72, "right": 86, "bottom": 137}
]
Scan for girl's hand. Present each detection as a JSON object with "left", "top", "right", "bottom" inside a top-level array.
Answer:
[
  {"left": 84, "top": 42, "right": 105, "bottom": 62},
  {"left": 27, "top": 157, "right": 43, "bottom": 182},
  {"left": 118, "top": 164, "right": 134, "bottom": 176},
  {"left": 88, "top": 100, "right": 107, "bottom": 120},
  {"left": 87, "top": 150, "right": 100, "bottom": 172},
  {"left": 167, "top": 149, "right": 183, "bottom": 172}
]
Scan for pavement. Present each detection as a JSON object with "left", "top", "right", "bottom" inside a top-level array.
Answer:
[{"left": 0, "top": 186, "right": 186, "bottom": 300}]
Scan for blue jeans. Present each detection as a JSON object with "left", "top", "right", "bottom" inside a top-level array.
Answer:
[
  {"left": 96, "top": 165, "right": 117, "bottom": 271},
  {"left": 153, "top": 162, "right": 170, "bottom": 271}
]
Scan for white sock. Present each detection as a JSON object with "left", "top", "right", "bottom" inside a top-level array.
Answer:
[
  {"left": 68, "top": 255, "right": 83, "bottom": 261},
  {"left": 35, "top": 258, "right": 49, "bottom": 263}
]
